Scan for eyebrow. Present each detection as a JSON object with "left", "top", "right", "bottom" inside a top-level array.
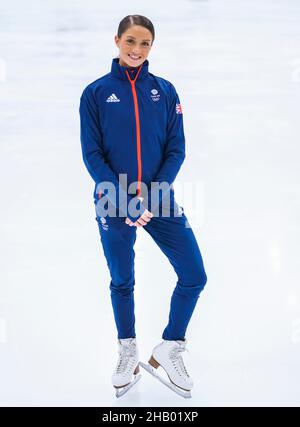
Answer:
[{"left": 126, "top": 36, "right": 151, "bottom": 41}]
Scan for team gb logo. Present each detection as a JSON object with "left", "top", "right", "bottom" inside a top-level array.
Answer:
[
  {"left": 176, "top": 103, "right": 183, "bottom": 114},
  {"left": 151, "top": 89, "right": 160, "bottom": 102}
]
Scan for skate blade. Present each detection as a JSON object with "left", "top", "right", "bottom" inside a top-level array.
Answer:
[
  {"left": 139, "top": 361, "right": 192, "bottom": 399},
  {"left": 114, "top": 373, "right": 142, "bottom": 398}
]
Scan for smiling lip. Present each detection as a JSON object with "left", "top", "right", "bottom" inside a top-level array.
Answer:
[{"left": 129, "top": 54, "right": 141, "bottom": 60}]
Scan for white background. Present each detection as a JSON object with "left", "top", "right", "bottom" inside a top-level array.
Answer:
[{"left": 0, "top": 0, "right": 299, "bottom": 407}]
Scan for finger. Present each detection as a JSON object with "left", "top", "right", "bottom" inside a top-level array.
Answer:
[
  {"left": 142, "top": 210, "right": 153, "bottom": 218},
  {"left": 137, "top": 218, "right": 147, "bottom": 226},
  {"left": 144, "top": 214, "right": 153, "bottom": 221}
]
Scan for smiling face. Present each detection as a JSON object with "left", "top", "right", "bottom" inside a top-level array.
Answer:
[{"left": 114, "top": 25, "right": 153, "bottom": 68}]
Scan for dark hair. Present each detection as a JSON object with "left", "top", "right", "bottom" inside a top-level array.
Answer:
[{"left": 117, "top": 15, "right": 155, "bottom": 45}]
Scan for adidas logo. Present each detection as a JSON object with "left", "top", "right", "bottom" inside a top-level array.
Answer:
[{"left": 106, "top": 93, "right": 120, "bottom": 102}]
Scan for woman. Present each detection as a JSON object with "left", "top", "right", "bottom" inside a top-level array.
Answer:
[{"left": 79, "top": 14, "right": 207, "bottom": 398}]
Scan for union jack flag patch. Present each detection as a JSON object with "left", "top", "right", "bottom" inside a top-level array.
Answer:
[{"left": 176, "top": 103, "right": 183, "bottom": 114}]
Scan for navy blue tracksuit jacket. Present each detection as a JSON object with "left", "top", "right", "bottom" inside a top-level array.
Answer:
[
  {"left": 79, "top": 57, "right": 207, "bottom": 341},
  {"left": 79, "top": 56, "right": 185, "bottom": 222}
]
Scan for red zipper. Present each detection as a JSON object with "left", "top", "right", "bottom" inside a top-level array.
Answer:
[{"left": 126, "top": 66, "right": 143, "bottom": 198}]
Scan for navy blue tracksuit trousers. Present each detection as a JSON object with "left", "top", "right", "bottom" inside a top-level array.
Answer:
[{"left": 94, "top": 195, "right": 207, "bottom": 341}]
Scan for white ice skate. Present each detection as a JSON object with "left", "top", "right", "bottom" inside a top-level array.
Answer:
[
  {"left": 139, "top": 339, "right": 193, "bottom": 399},
  {"left": 112, "top": 337, "right": 141, "bottom": 398}
]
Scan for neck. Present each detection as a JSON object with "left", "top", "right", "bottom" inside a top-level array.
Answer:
[{"left": 118, "top": 57, "right": 138, "bottom": 69}]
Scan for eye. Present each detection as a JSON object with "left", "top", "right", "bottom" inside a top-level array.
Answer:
[
  {"left": 143, "top": 42, "right": 150, "bottom": 46},
  {"left": 126, "top": 39, "right": 134, "bottom": 43}
]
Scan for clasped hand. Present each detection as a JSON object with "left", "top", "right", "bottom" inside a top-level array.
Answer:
[
  {"left": 125, "top": 209, "right": 153, "bottom": 227},
  {"left": 125, "top": 196, "right": 153, "bottom": 227}
]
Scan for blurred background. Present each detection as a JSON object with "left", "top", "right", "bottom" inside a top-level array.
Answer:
[{"left": 0, "top": 0, "right": 299, "bottom": 407}]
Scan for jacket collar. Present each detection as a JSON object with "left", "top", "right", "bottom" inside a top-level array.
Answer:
[{"left": 110, "top": 57, "right": 149, "bottom": 82}]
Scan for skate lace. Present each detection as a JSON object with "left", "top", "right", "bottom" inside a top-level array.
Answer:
[
  {"left": 169, "top": 345, "right": 190, "bottom": 377},
  {"left": 115, "top": 347, "right": 136, "bottom": 374}
]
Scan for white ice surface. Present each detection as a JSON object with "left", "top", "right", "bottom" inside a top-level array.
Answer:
[{"left": 0, "top": 0, "right": 300, "bottom": 407}]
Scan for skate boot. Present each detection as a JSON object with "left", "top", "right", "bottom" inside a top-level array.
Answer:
[
  {"left": 112, "top": 337, "right": 141, "bottom": 397},
  {"left": 139, "top": 338, "right": 193, "bottom": 398}
]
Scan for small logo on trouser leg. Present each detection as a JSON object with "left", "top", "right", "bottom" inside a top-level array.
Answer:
[
  {"left": 100, "top": 217, "right": 108, "bottom": 230},
  {"left": 95, "top": 216, "right": 109, "bottom": 231}
]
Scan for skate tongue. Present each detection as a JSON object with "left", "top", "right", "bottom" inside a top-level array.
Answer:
[{"left": 119, "top": 338, "right": 136, "bottom": 346}]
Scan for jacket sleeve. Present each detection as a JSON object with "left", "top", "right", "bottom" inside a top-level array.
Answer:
[
  {"left": 79, "top": 85, "right": 145, "bottom": 222},
  {"left": 145, "top": 82, "right": 186, "bottom": 214}
]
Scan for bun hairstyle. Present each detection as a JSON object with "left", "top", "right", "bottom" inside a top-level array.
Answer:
[{"left": 117, "top": 14, "right": 155, "bottom": 45}]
